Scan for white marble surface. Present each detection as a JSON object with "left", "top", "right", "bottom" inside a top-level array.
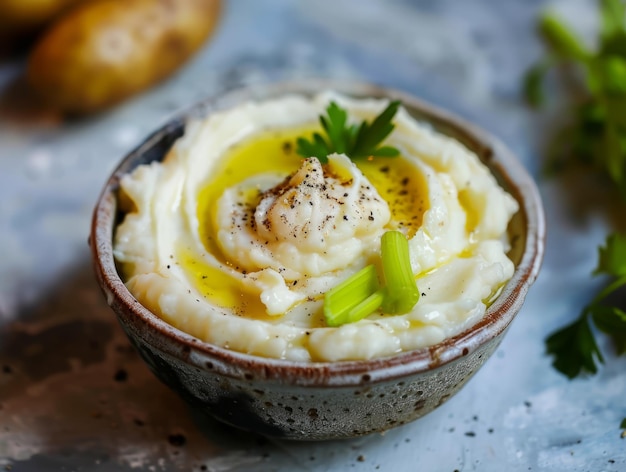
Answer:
[{"left": 1, "top": 0, "right": 625, "bottom": 470}]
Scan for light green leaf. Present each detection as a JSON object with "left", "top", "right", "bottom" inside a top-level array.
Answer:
[
  {"left": 324, "top": 265, "right": 381, "bottom": 327},
  {"left": 595, "top": 233, "right": 626, "bottom": 277}
]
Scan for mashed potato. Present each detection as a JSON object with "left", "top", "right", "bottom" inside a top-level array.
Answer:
[{"left": 114, "top": 92, "right": 519, "bottom": 362}]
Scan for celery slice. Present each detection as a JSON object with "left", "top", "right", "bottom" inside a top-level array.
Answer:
[
  {"left": 345, "top": 289, "right": 385, "bottom": 324},
  {"left": 380, "top": 231, "right": 420, "bottom": 314},
  {"left": 323, "top": 231, "right": 420, "bottom": 326},
  {"left": 324, "top": 265, "right": 380, "bottom": 327}
]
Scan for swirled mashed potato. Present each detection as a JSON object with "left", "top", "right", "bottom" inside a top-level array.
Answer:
[{"left": 114, "top": 92, "right": 519, "bottom": 362}]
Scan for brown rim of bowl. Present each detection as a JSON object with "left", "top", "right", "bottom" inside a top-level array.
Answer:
[{"left": 91, "top": 79, "right": 545, "bottom": 387}]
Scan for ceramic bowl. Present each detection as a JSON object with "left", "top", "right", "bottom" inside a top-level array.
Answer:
[{"left": 90, "top": 80, "right": 545, "bottom": 440}]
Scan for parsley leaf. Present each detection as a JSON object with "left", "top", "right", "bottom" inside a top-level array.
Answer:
[
  {"left": 590, "top": 305, "right": 626, "bottom": 353},
  {"left": 544, "top": 234, "right": 626, "bottom": 378},
  {"left": 544, "top": 233, "right": 626, "bottom": 377},
  {"left": 296, "top": 101, "right": 401, "bottom": 162},
  {"left": 320, "top": 101, "right": 354, "bottom": 155},
  {"left": 595, "top": 233, "right": 626, "bottom": 277},
  {"left": 545, "top": 311, "right": 604, "bottom": 378}
]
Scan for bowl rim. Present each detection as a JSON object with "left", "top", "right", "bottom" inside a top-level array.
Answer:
[{"left": 90, "top": 79, "right": 545, "bottom": 387}]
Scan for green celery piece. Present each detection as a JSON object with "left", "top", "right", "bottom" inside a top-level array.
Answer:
[
  {"left": 324, "top": 265, "right": 380, "bottom": 327},
  {"left": 380, "top": 231, "right": 420, "bottom": 314},
  {"left": 323, "top": 230, "right": 420, "bottom": 326},
  {"left": 539, "top": 13, "right": 590, "bottom": 61},
  {"left": 344, "top": 289, "right": 385, "bottom": 325}
]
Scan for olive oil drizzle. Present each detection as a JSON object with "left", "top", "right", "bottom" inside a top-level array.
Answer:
[{"left": 185, "top": 127, "right": 427, "bottom": 317}]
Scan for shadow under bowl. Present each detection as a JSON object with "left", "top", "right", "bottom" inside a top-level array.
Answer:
[{"left": 90, "top": 80, "right": 545, "bottom": 440}]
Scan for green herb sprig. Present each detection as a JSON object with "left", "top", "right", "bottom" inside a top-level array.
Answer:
[
  {"left": 546, "top": 234, "right": 626, "bottom": 377},
  {"left": 295, "top": 102, "right": 414, "bottom": 325},
  {"left": 296, "top": 101, "right": 401, "bottom": 163},
  {"left": 525, "top": 0, "right": 626, "bottom": 193},
  {"left": 324, "top": 231, "right": 420, "bottom": 327},
  {"left": 526, "top": 0, "right": 626, "bottom": 379}
]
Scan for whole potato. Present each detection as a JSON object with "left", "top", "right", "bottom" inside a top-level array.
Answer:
[
  {"left": 27, "top": 0, "right": 221, "bottom": 114},
  {"left": 0, "top": 0, "right": 86, "bottom": 37}
]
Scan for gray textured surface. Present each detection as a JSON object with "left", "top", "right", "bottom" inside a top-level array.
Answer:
[{"left": 0, "top": 0, "right": 625, "bottom": 470}]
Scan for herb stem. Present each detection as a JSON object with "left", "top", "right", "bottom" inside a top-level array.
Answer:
[{"left": 590, "top": 274, "right": 626, "bottom": 306}]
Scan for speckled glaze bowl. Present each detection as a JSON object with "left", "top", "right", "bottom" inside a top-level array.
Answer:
[{"left": 90, "top": 80, "right": 545, "bottom": 440}]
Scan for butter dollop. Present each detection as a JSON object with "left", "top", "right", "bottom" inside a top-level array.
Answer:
[{"left": 216, "top": 153, "right": 390, "bottom": 314}]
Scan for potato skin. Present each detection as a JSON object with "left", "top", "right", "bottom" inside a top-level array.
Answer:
[
  {"left": 0, "top": 0, "right": 86, "bottom": 36},
  {"left": 27, "top": 0, "right": 221, "bottom": 114}
]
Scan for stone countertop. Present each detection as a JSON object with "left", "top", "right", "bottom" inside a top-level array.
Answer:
[{"left": 1, "top": 0, "right": 624, "bottom": 470}]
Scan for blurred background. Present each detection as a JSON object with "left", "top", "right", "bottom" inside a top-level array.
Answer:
[{"left": 1, "top": 0, "right": 625, "bottom": 471}]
